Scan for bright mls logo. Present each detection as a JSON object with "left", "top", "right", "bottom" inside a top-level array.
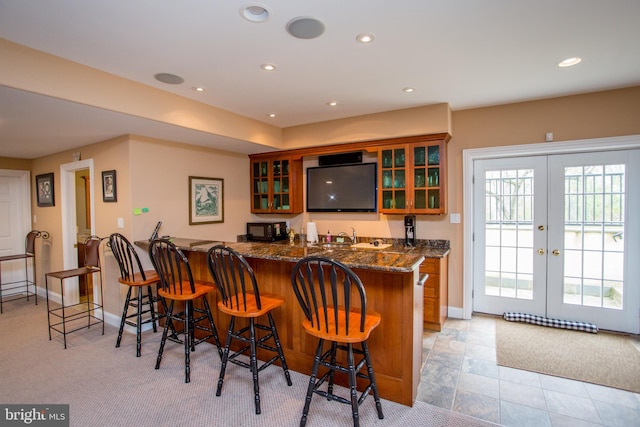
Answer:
[{"left": 1, "top": 405, "right": 69, "bottom": 426}]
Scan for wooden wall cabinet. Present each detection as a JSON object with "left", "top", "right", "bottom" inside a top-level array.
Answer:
[
  {"left": 420, "top": 256, "right": 449, "bottom": 331},
  {"left": 249, "top": 155, "right": 303, "bottom": 213},
  {"left": 378, "top": 138, "right": 447, "bottom": 214}
]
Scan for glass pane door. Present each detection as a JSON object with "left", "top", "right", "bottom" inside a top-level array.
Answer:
[
  {"left": 547, "top": 150, "right": 639, "bottom": 332},
  {"left": 473, "top": 156, "right": 548, "bottom": 316}
]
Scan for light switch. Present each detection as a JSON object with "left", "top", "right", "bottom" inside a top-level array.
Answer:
[
  {"left": 117, "top": 217, "right": 125, "bottom": 229},
  {"left": 450, "top": 213, "right": 461, "bottom": 224}
]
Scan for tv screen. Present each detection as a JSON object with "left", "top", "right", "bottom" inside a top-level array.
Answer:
[{"left": 306, "top": 163, "right": 377, "bottom": 212}]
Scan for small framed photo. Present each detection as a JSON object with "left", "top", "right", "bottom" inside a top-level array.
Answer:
[
  {"left": 36, "top": 173, "right": 55, "bottom": 207},
  {"left": 189, "top": 176, "right": 224, "bottom": 224},
  {"left": 102, "top": 170, "right": 117, "bottom": 202}
]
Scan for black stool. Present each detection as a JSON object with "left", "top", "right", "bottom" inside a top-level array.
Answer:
[
  {"left": 148, "top": 238, "right": 222, "bottom": 383},
  {"left": 291, "top": 256, "right": 384, "bottom": 427}
]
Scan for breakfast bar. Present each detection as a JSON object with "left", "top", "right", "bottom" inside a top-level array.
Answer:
[{"left": 136, "top": 238, "right": 429, "bottom": 406}]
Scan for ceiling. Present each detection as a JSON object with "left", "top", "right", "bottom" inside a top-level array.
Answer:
[{"left": 1, "top": 0, "right": 639, "bottom": 159}]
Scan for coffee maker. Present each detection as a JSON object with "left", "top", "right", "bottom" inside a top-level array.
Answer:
[{"left": 404, "top": 215, "right": 416, "bottom": 247}]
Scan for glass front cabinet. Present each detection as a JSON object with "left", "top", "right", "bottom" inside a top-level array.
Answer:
[
  {"left": 250, "top": 155, "right": 303, "bottom": 214},
  {"left": 378, "top": 138, "right": 447, "bottom": 214}
]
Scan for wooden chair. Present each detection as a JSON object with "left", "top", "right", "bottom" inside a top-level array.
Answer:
[
  {"left": 109, "top": 233, "right": 167, "bottom": 357},
  {"left": 290, "top": 256, "right": 384, "bottom": 427},
  {"left": 148, "top": 238, "right": 222, "bottom": 383},
  {"left": 207, "top": 245, "right": 292, "bottom": 415},
  {"left": 0, "top": 230, "right": 48, "bottom": 313}
]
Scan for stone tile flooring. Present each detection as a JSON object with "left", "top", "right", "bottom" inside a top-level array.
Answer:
[{"left": 416, "top": 315, "right": 640, "bottom": 426}]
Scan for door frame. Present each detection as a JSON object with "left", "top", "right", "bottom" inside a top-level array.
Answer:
[
  {"left": 60, "top": 159, "right": 95, "bottom": 304},
  {"left": 462, "top": 134, "right": 640, "bottom": 320}
]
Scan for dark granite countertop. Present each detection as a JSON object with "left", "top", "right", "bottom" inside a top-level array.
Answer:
[{"left": 136, "top": 237, "right": 449, "bottom": 274}]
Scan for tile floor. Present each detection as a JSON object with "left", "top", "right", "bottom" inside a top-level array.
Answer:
[{"left": 416, "top": 315, "right": 640, "bottom": 427}]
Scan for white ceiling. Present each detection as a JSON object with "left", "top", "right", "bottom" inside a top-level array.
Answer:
[{"left": 1, "top": 0, "right": 639, "bottom": 159}]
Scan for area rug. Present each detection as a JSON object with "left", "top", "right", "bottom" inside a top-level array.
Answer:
[{"left": 496, "top": 319, "right": 640, "bottom": 393}]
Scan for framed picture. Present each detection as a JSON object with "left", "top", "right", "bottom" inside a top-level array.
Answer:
[
  {"left": 189, "top": 176, "right": 224, "bottom": 224},
  {"left": 36, "top": 173, "right": 55, "bottom": 207},
  {"left": 102, "top": 170, "right": 117, "bottom": 202}
]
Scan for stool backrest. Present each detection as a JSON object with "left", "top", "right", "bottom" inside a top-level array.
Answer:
[
  {"left": 109, "top": 233, "right": 147, "bottom": 281},
  {"left": 149, "top": 238, "right": 195, "bottom": 296},
  {"left": 207, "top": 245, "right": 261, "bottom": 311},
  {"left": 25, "top": 230, "right": 47, "bottom": 256},
  {"left": 82, "top": 235, "right": 103, "bottom": 269},
  {"left": 291, "top": 256, "right": 368, "bottom": 335}
]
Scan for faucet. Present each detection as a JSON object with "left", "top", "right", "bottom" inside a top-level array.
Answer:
[{"left": 338, "top": 227, "right": 357, "bottom": 243}]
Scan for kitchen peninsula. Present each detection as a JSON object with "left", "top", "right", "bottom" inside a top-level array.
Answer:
[{"left": 136, "top": 238, "right": 440, "bottom": 406}]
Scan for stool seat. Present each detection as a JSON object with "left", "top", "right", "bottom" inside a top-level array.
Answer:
[
  {"left": 216, "top": 292, "right": 284, "bottom": 318},
  {"left": 301, "top": 308, "right": 380, "bottom": 343}
]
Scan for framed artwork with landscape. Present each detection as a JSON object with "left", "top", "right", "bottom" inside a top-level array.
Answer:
[
  {"left": 102, "top": 170, "right": 117, "bottom": 202},
  {"left": 36, "top": 173, "right": 55, "bottom": 207},
  {"left": 189, "top": 176, "right": 224, "bottom": 224}
]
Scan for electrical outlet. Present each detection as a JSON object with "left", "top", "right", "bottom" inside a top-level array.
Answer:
[
  {"left": 117, "top": 217, "right": 125, "bottom": 229},
  {"left": 450, "top": 213, "right": 461, "bottom": 224}
]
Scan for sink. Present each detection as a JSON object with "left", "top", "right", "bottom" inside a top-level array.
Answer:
[
  {"left": 316, "top": 242, "right": 351, "bottom": 249},
  {"left": 351, "top": 242, "right": 393, "bottom": 250}
]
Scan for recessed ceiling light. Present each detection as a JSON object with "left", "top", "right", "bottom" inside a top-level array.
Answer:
[
  {"left": 241, "top": 5, "right": 271, "bottom": 22},
  {"left": 402, "top": 87, "right": 415, "bottom": 93},
  {"left": 327, "top": 101, "right": 338, "bottom": 107},
  {"left": 154, "top": 73, "right": 184, "bottom": 85},
  {"left": 192, "top": 87, "right": 205, "bottom": 92},
  {"left": 286, "top": 17, "right": 326, "bottom": 39},
  {"left": 356, "top": 33, "right": 375, "bottom": 43},
  {"left": 558, "top": 57, "right": 582, "bottom": 67},
  {"left": 268, "top": 113, "right": 277, "bottom": 118},
  {"left": 261, "top": 64, "right": 277, "bottom": 71}
]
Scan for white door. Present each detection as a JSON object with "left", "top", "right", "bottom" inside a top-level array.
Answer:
[
  {"left": 473, "top": 150, "right": 640, "bottom": 333},
  {"left": 547, "top": 150, "right": 639, "bottom": 332},
  {"left": 473, "top": 156, "right": 548, "bottom": 316},
  {"left": 0, "top": 171, "right": 31, "bottom": 284}
]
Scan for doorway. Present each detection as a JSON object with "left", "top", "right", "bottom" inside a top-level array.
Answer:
[
  {"left": 464, "top": 137, "right": 640, "bottom": 334},
  {"left": 0, "top": 170, "right": 31, "bottom": 283},
  {"left": 60, "top": 159, "right": 95, "bottom": 305}
]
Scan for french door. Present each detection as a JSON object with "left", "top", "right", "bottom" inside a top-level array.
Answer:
[{"left": 473, "top": 150, "right": 640, "bottom": 333}]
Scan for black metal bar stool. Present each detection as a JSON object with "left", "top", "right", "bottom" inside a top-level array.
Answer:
[
  {"left": 207, "top": 245, "right": 292, "bottom": 415},
  {"left": 148, "top": 238, "right": 222, "bottom": 383},
  {"left": 109, "top": 233, "right": 167, "bottom": 357},
  {"left": 0, "top": 230, "right": 48, "bottom": 313},
  {"left": 45, "top": 235, "right": 105, "bottom": 349},
  {"left": 291, "top": 256, "right": 384, "bottom": 427}
]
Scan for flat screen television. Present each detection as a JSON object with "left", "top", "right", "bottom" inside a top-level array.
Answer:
[{"left": 306, "top": 162, "right": 377, "bottom": 212}]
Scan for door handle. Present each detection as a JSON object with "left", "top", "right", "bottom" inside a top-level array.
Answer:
[
  {"left": 552, "top": 249, "right": 561, "bottom": 256},
  {"left": 538, "top": 248, "right": 545, "bottom": 255}
]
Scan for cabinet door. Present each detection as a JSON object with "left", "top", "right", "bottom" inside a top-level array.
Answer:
[
  {"left": 251, "top": 160, "right": 271, "bottom": 212},
  {"left": 412, "top": 143, "right": 445, "bottom": 214},
  {"left": 271, "top": 158, "right": 291, "bottom": 212},
  {"left": 379, "top": 146, "right": 408, "bottom": 213}
]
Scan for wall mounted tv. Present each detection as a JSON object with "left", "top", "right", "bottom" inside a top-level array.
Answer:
[{"left": 306, "top": 162, "right": 378, "bottom": 212}]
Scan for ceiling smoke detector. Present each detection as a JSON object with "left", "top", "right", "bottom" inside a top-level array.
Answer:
[{"left": 286, "top": 17, "right": 325, "bottom": 39}]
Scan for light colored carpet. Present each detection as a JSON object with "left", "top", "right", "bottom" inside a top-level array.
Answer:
[
  {"left": 0, "top": 301, "right": 498, "bottom": 427},
  {"left": 496, "top": 319, "right": 640, "bottom": 393}
]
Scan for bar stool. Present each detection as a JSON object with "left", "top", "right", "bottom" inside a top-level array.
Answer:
[
  {"left": 45, "top": 235, "right": 105, "bottom": 349},
  {"left": 109, "top": 233, "right": 166, "bottom": 357},
  {"left": 207, "top": 245, "right": 292, "bottom": 415},
  {"left": 0, "top": 230, "right": 48, "bottom": 313},
  {"left": 148, "top": 238, "right": 222, "bottom": 383},
  {"left": 290, "top": 256, "right": 384, "bottom": 427}
]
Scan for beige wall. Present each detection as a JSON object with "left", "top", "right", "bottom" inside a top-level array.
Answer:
[
  {"left": 0, "top": 157, "right": 32, "bottom": 170},
  {"left": 446, "top": 85, "right": 640, "bottom": 308},
  {"left": 10, "top": 82, "right": 640, "bottom": 320}
]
